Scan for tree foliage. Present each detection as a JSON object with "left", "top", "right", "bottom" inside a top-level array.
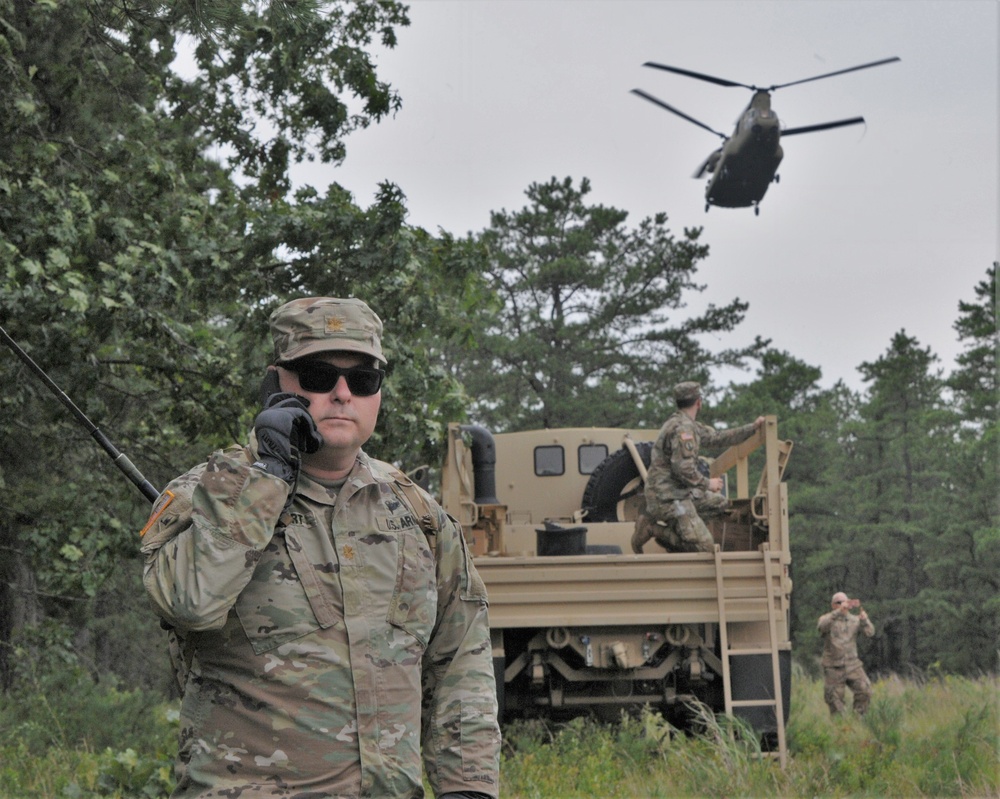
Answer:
[
  {"left": 455, "top": 176, "right": 766, "bottom": 432},
  {"left": 0, "top": 0, "right": 994, "bottom": 698},
  {"left": 720, "top": 271, "right": 999, "bottom": 677},
  {"left": 934, "top": 263, "right": 999, "bottom": 672},
  {"left": 713, "top": 350, "right": 862, "bottom": 653},
  {"left": 844, "top": 332, "right": 955, "bottom": 671},
  {"left": 0, "top": 0, "right": 490, "bottom": 691}
]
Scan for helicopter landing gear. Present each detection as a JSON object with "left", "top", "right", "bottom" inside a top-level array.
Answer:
[
  {"left": 754, "top": 203, "right": 760, "bottom": 216},
  {"left": 774, "top": 174, "right": 780, "bottom": 183},
  {"left": 705, "top": 202, "right": 710, "bottom": 213}
]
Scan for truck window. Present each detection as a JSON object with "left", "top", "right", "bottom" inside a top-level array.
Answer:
[
  {"left": 534, "top": 446, "right": 565, "bottom": 476},
  {"left": 578, "top": 444, "right": 609, "bottom": 475}
]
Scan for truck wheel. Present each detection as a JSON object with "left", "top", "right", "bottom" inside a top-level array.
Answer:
[{"left": 581, "top": 442, "right": 653, "bottom": 522}]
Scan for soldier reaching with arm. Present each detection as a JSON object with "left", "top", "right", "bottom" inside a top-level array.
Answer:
[
  {"left": 633, "top": 381, "right": 764, "bottom": 554},
  {"left": 140, "top": 297, "right": 500, "bottom": 799},
  {"left": 818, "top": 591, "right": 875, "bottom": 716}
]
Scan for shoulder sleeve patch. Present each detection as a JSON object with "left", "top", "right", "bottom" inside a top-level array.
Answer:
[{"left": 140, "top": 490, "right": 176, "bottom": 537}]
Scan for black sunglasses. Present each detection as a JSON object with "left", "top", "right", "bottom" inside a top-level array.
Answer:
[{"left": 283, "top": 360, "right": 385, "bottom": 396}]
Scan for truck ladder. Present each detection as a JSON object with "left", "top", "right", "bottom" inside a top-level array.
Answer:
[{"left": 713, "top": 543, "right": 787, "bottom": 768}]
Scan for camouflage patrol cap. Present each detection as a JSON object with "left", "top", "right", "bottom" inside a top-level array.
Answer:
[
  {"left": 269, "top": 297, "right": 387, "bottom": 364},
  {"left": 673, "top": 381, "right": 702, "bottom": 403}
]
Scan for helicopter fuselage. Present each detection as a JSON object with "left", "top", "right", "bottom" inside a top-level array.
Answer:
[
  {"left": 632, "top": 56, "right": 899, "bottom": 214},
  {"left": 704, "top": 93, "right": 783, "bottom": 209}
]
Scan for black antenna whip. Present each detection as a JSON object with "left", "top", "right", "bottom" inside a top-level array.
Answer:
[{"left": 0, "top": 324, "right": 160, "bottom": 503}]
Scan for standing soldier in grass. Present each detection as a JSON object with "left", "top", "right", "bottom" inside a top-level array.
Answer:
[
  {"left": 818, "top": 591, "right": 876, "bottom": 716},
  {"left": 141, "top": 297, "right": 500, "bottom": 799}
]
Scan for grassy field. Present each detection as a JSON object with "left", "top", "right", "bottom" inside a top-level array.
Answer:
[
  {"left": 1, "top": 665, "right": 997, "bottom": 798},
  {"left": 500, "top": 670, "right": 999, "bottom": 798}
]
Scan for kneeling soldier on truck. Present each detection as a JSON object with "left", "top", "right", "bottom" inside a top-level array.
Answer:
[{"left": 633, "top": 381, "right": 764, "bottom": 554}]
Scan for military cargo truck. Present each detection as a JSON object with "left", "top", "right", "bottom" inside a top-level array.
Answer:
[{"left": 438, "top": 417, "right": 793, "bottom": 762}]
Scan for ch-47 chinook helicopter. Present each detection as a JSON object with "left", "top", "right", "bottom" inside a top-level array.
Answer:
[{"left": 631, "top": 57, "right": 900, "bottom": 215}]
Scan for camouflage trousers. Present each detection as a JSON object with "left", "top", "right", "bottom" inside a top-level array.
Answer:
[
  {"left": 823, "top": 663, "right": 872, "bottom": 715},
  {"left": 633, "top": 490, "right": 729, "bottom": 554}
]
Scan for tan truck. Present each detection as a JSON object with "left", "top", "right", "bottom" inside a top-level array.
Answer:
[{"left": 438, "top": 417, "right": 793, "bottom": 760}]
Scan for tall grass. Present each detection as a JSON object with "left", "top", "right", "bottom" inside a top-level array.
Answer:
[
  {"left": 1, "top": 662, "right": 997, "bottom": 798},
  {"left": 500, "top": 669, "right": 999, "bottom": 798}
]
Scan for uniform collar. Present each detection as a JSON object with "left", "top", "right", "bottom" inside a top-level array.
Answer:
[{"left": 296, "top": 459, "right": 369, "bottom": 505}]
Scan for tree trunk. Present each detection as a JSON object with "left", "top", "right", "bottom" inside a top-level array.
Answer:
[{"left": 0, "top": 523, "right": 43, "bottom": 691}]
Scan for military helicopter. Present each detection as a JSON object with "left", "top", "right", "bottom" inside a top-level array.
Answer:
[{"left": 631, "top": 56, "right": 900, "bottom": 215}]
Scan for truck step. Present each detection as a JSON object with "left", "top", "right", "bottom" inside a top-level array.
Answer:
[{"left": 730, "top": 699, "right": 778, "bottom": 709}]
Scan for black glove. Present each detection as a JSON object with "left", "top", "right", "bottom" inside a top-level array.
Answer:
[{"left": 252, "top": 393, "right": 324, "bottom": 485}]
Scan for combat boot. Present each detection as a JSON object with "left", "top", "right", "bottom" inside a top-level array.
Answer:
[{"left": 631, "top": 512, "right": 655, "bottom": 553}]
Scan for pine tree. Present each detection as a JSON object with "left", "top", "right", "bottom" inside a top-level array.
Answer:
[
  {"left": 458, "top": 176, "right": 765, "bottom": 432},
  {"left": 931, "top": 265, "right": 1000, "bottom": 672},
  {"left": 842, "top": 332, "right": 955, "bottom": 672}
]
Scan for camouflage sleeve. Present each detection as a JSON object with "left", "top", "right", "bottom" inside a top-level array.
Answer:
[
  {"left": 817, "top": 611, "right": 837, "bottom": 634},
  {"left": 140, "top": 447, "right": 290, "bottom": 632},
  {"left": 669, "top": 424, "right": 709, "bottom": 490},
  {"left": 860, "top": 615, "right": 875, "bottom": 637},
  {"left": 699, "top": 421, "right": 757, "bottom": 451},
  {"left": 421, "top": 507, "right": 501, "bottom": 798}
]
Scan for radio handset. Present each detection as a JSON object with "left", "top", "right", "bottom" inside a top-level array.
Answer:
[{"left": 259, "top": 369, "right": 281, "bottom": 409}]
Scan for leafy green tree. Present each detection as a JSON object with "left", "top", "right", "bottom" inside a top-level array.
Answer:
[
  {"left": 0, "top": 0, "right": 490, "bottom": 691},
  {"left": 457, "top": 176, "right": 766, "bottom": 432},
  {"left": 1, "top": 0, "right": 249, "bottom": 690}
]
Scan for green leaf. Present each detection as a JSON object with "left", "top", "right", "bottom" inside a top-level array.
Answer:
[
  {"left": 14, "top": 98, "right": 37, "bottom": 116},
  {"left": 59, "top": 544, "right": 84, "bottom": 562},
  {"left": 21, "top": 258, "right": 43, "bottom": 276}
]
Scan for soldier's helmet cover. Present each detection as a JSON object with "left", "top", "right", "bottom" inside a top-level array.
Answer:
[
  {"left": 269, "top": 297, "right": 386, "bottom": 365},
  {"left": 673, "top": 381, "right": 702, "bottom": 403}
]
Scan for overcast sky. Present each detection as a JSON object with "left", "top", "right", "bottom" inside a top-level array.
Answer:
[{"left": 306, "top": 0, "right": 998, "bottom": 392}]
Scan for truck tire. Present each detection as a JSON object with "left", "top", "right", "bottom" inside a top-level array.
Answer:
[{"left": 581, "top": 442, "right": 653, "bottom": 522}]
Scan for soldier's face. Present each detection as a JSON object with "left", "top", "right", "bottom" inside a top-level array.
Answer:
[{"left": 278, "top": 351, "right": 381, "bottom": 467}]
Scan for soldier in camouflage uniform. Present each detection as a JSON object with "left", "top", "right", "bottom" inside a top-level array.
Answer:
[
  {"left": 817, "top": 591, "right": 875, "bottom": 716},
  {"left": 632, "top": 381, "right": 764, "bottom": 554},
  {"left": 141, "top": 297, "right": 500, "bottom": 799}
]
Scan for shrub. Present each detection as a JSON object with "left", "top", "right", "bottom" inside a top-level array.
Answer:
[{"left": 0, "top": 652, "right": 177, "bottom": 798}]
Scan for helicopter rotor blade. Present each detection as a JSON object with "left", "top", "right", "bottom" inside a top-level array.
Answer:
[
  {"left": 642, "top": 61, "right": 755, "bottom": 90},
  {"left": 782, "top": 116, "right": 866, "bottom": 136},
  {"left": 769, "top": 56, "right": 900, "bottom": 91},
  {"left": 630, "top": 89, "right": 728, "bottom": 139}
]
